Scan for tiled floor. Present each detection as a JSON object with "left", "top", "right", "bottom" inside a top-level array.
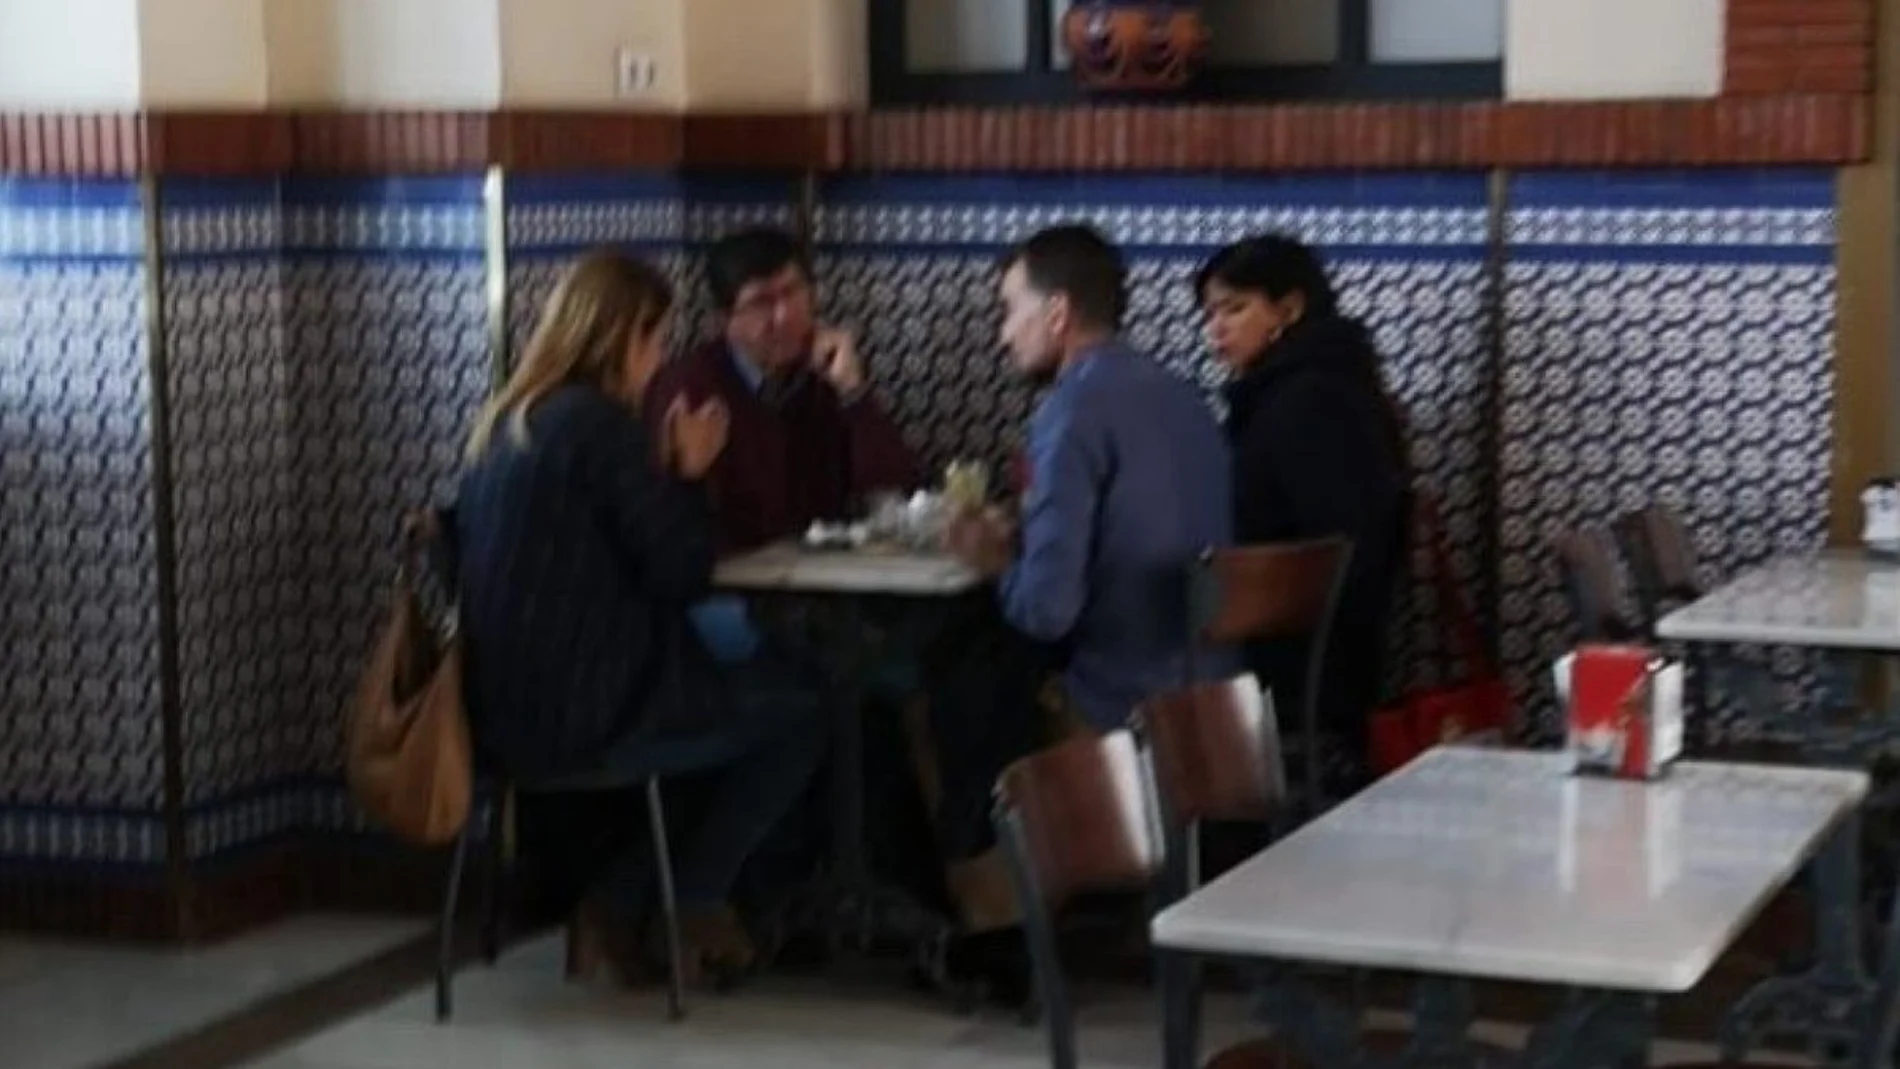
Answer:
[
  {"left": 237, "top": 935, "right": 1770, "bottom": 1069},
  {"left": 242, "top": 933, "right": 1262, "bottom": 1069},
  {"left": 0, "top": 915, "right": 1799, "bottom": 1069},
  {"left": 0, "top": 915, "right": 425, "bottom": 1069}
]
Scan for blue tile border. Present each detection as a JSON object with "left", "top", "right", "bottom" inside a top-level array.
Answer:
[
  {"left": 0, "top": 778, "right": 372, "bottom": 865},
  {"left": 160, "top": 177, "right": 280, "bottom": 208},
  {"left": 821, "top": 172, "right": 1492, "bottom": 209},
  {"left": 1509, "top": 168, "right": 1836, "bottom": 210},
  {"left": 0, "top": 808, "right": 167, "bottom": 865},
  {"left": 506, "top": 172, "right": 682, "bottom": 206},
  {"left": 282, "top": 174, "right": 487, "bottom": 207},
  {"left": 0, "top": 176, "right": 142, "bottom": 210}
]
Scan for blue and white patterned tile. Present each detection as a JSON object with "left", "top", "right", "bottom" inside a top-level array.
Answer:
[
  {"left": 160, "top": 179, "right": 303, "bottom": 807},
  {"left": 0, "top": 179, "right": 163, "bottom": 826},
  {"left": 0, "top": 806, "right": 167, "bottom": 865},
  {"left": 1498, "top": 169, "right": 1837, "bottom": 737},
  {"left": 283, "top": 177, "right": 491, "bottom": 779},
  {"left": 502, "top": 173, "right": 794, "bottom": 370},
  {"left": 814, "top": 173, "right": 1493, "bottom": 694},
  {"left": 282, "top": 176, "right": 488, "bottom": 256},
  {"left": 0, "top": 179, "right": 144, "bottom": 260}
]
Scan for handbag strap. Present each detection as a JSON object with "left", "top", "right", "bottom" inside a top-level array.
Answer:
[
  {"left": 1416, "top": 492, "right": 1496, "bottom": 684},
  {"left": 397, "top": 508, "right": 460, "bottom": 639}
]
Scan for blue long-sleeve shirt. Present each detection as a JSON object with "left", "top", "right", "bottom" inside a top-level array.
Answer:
[{"left": 1000, "top": 341, "right": 1236, "bottom": 730}]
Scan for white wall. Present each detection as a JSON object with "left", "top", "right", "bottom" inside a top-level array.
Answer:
[
  {"left": 140, "top": 0, "right": 268, "bottom": 107},
  {"left": 0, "top": 0, "right": 143, "bottom": 109},
  {"left": 1, "top": 0, "right": 1730, "bottom": 112},
  {"left": 684, "top": 0, "right": 821, "bottom": 109},
  {"left": 1505, "top": 0, "right": 1726, "bottom": 100},
  {"left": 808, "top": 0, "right": 867, "bottom": 109},
  {"left": 497, "top": 0, "right": 685, "bottom": 108},
  {"left": 265, "top": 0, "right": 501, "bottom": 107}
]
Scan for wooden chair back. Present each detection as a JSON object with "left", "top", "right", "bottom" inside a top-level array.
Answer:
[
  {"left": 1189, "top": 537, "right": 1352, "bottom": 646},
  {"left": 1552, "top": 526, "right": 1641, "bottom": 642},
  {"left": 994, "top": 730, "right": 1161, "bottom": 1069},
  {"left": 1139, "top": 674, "right": 1285, "bottom": 831},
  {"left": 1185, "top": 538, "right": 1350, "bottom": 814},
  {"left": 1613, "top": 504, "right": 1703, "bottom": 625}
]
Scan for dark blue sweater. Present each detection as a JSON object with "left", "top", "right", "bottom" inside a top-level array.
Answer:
[
  {"left": 1000, "top": 342, "right": 1236, "bottom": 730},
  {"left": 454, "top": 384, "right": 719, "bottom": 783}
]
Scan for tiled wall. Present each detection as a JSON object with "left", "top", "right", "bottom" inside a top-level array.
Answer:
[
  {"left": 1, "top": 175, "right": 495, "bottom": 879},
  {"left": 503, "top": 172, "right": 797, "bottom": 364},
  {"left": 1497, "top": 168, "right": 1837, "bottom": 736},
  {"left": 0, "top": 165, "right": 1843, "bottom": 884},
  {"left": 1, "top": 178, "right": 165, "bottom": 866},
  {"left": 159, "top": 178, "right": 301, "bottom": 857},
  {"left": 280, "top": 176, "right": 491, "bottom": 818},
  {"left": 815, "top": 173, "right": 1496, "bottom": 692}
]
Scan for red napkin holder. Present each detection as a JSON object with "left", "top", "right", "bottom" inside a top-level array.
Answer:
[{"left": 1561, "top": 643, "right": 1684, "bottom": 781}]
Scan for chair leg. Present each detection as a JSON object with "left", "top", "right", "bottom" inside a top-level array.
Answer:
[
  {"left": 998, "top": 809, "right": 1076, "bottom": 1069},
  {"left": 479, "top": 788, "right": 508, "bottom": 964},
  {"left": 646, "top": 777, "right": 687, "bottom": 1022},
  {"left": 436, "top": 816, "right": 476, "bottom": 1023}
]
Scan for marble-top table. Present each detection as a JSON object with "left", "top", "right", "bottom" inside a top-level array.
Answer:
[
  {"left": 708, "top": 540, "right": 984, "bottom": 985},
  {"left": 1151, "top": 746, "right": 1867, "bottom": 992},
  {"left": 713, "top": 542, "right": 982, "bottom": 596},
  {"left": 1656, "top": 550, "right": 1900, "bottom": 651}
]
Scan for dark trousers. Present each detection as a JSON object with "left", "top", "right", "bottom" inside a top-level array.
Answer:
[{"left": 515, "top": 657, "right": 826, "bottom": 925}]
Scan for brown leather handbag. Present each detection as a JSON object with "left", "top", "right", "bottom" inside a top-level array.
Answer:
[{"left": 345, "top": 512, "right": 472, "bottom": 846}]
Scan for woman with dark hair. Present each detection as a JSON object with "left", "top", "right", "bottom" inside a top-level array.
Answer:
[{"left": 1195, "top": 234, "right": 1410, "bottom": 782}]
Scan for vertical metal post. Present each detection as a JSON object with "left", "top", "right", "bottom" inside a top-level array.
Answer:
[
  {"left": 795, "top": 171, "right": 820, "bottom": 258},
  {"left": 482, "top": 165, "right": 510, "bottom": 389},
  {"left": 139, "top": 173, "right": 192, "bottom": 936},
  {"left": 1338, "top": 0, "right": 1372, "bottom": 67},
  {"left": 1480, "top": 168, "right": 1511, "bottom": 671}
]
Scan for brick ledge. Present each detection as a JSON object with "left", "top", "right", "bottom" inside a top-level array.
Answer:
[{"left": 0, "top": 97, "right": 1870, "bottom": 178}]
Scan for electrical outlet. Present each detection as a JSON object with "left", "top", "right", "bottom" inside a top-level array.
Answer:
[{"left": 616, "top": 47, "right": 657, "bottom": 96}]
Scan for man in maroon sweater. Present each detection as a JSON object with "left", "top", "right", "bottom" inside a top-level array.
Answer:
[
  {"left": 645, "top": 227, "right": 919, "bottom": 552},
  {"left": 646, "top": 229, "right": 1041, "bottom": 1004}
]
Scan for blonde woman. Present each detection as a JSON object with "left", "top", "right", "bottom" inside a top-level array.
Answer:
[{"left": 455, "top": 250, "right": 825, "bottom": 987}]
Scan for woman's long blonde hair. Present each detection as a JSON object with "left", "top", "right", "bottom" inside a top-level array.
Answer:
[{"left": 466, "top": 249, "right": 675, "bottom": 460}]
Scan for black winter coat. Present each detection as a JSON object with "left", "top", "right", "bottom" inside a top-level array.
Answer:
[
  {"left": 454, "top": 384, "right": 726, "bottom": 785},
  {"left": 1223, "top": 314, "right": 1410, "bottom": 758}
]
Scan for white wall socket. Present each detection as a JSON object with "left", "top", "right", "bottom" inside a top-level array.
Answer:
[{"left": 616, "top": 48, "right": 657, "bottom": 96}]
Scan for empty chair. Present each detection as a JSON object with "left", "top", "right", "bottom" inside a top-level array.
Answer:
[
  {"left": 994, "top": 730, "right": 1281, "bottom": 1069},
  {"left": 1551, "top": 526, "right": 1643, "bottom": 644},
  {"left": 1612, "top": 503, "right": 1703, "bottom": 627},
  {"left": 1135, "top": 675, "right": 1286, "bottom": 898},
  {"left": 1614, "top": 502, "right": 1863, "bottom": 757},
  {"left": 1186, "top": 537, "right": 1351, "bottom": 815}
]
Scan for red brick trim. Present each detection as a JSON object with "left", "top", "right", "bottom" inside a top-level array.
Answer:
[
  {"left": 0, "top": 98, "right": 1872, "bottom": 179},
  {"left": 834, "top": 97, "right": 1870, "bottom": 171},
  {"left": 1727, "top": 0, "right": 1876, "bottom": 95}
]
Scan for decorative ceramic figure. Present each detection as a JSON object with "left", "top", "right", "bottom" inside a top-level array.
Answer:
[
  {"left": 1862, "top": 478, "right": 1900, "bottom": 558},
  {"left": 1061, "top": 1, "right": 1209, "bottom": 92}
]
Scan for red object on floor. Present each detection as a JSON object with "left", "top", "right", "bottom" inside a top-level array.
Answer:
[{"left": 1368, "top": 493, "right": 1513, "bottom": 775}]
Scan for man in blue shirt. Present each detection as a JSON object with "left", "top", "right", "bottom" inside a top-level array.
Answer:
[{"left": 949, "top": 225, "right": 1237, "bottom": 732}]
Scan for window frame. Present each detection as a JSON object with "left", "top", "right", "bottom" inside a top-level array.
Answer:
[{"left": 869, "top": 1, "right": 1505, "bottom": 106}]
